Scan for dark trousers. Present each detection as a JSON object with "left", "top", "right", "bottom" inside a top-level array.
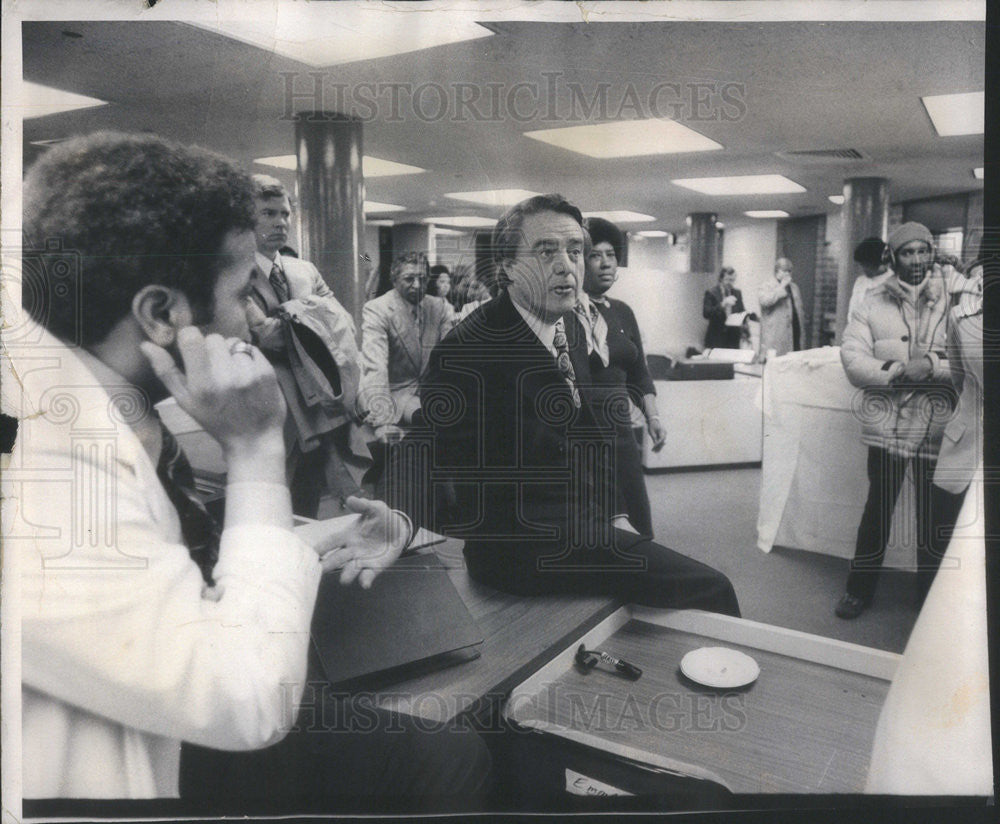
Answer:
[
  {"left": 180, "top": 684, "right": 491, "bottom": 814},
  {"left": 616, "top": 427, "right": 654, "bottom": 538},
  {"left": 927, "top": 481, "right": 969, "bottom": 600},
  {"left": 464, "top": 529, "right": 740, "bottom": 617},
  {"left": 846, "top": 447, "right": 943, "bottom": 604}
]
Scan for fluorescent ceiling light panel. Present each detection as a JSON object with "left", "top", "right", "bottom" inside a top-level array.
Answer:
[
  {"left": 254, "top": 154, "right": 296, "bottom": 170},
  {"left": 828, "top": 195, "right": 845, "bottom": 204},
  {"left": 921, "top": 92, "right": 984, "bottom": 136},
  {"left": 424, "top": 216, "right": 497, "bottom": 228},
  {"left": 22, "top": 81, "right": 108, "bottom": 119},
  {"left": 524, "top": 119, "right": 722, "bottom": 158},
  {"left": 254, "top": 154, "right": 425, "bottom": 177},
  {"left": 583, "top": 211, "right": 655, "bottom": 223},
  {"left": 363, "top": 157, "right": 425, "bottom": 177},
  {"left": 973, "top": 167, "right": 984, "bottom": 179},
  {"left": 673, "top": 175, "right": 805, "bottom": 195},
  {"left": 366, "top": 219, "right": 395, "bottom": 226},
  {"left": 364, "top": 201, "right": 406, "bottom": 213},
  {"left": 192, "top": 13, "right": 493, "bottom": 68},
  {"left": 636, "top": 230, "right": 669, "bottom": 238},
  {"left": 745, "top": 210, "right": 790, "bottom": 218},
  {"left": 445, "top": 189, "right": 542, "bottom": 207}
]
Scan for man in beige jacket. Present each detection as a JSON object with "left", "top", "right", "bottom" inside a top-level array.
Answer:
[{"left": 758, "top": 257, "right": 804, "bottom": 359}]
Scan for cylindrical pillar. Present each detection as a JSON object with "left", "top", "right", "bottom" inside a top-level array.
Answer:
[
  {"left": 835, "top": 177, "right": 889, "bottom": 342},
  {"left": 687, "top": 212, "right": 719, "bottom": 275},
  {"left": 391, "top": 223, "right": 435, "bottom": 259},
  {"left": 294, "top": 112, "right": 365, "bottom": 331}
]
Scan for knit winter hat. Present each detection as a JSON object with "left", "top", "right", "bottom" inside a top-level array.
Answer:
[{"left": 888, "top": 222, "right": 933, "bottom": 253}]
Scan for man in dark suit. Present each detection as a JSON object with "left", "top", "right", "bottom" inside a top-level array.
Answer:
[
  {"left": 703, "top": 266, "right": 747, "bottom": 349},
  {"left": 404, "top": 195, "right": 739, "bottom": 613}
]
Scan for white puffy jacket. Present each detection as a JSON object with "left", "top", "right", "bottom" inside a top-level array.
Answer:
[{"left": 840, "top": 271, "right": 953, "bottom": 459}]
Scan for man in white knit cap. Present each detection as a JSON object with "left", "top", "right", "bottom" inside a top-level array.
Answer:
[{"left": 835, "top": 222, "right": 954, "bottom": 619}]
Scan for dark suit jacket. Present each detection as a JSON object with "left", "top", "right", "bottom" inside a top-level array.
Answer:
[
  {"left": 702, "top": 285, "right": 745, "bottom": 349},
  {"left": 587, "top": 297, "right": 656, "bottom": 422},
  {"left": 409, "top": 291, "right": 628, "bottom": 556}
]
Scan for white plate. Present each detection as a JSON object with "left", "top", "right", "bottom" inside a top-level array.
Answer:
[{"left": 679, "top": 646, "right": 760, "bottom": 689}]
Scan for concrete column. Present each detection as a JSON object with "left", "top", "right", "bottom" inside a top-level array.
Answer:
[
  {"left": 391, "top": 223, "right": 435, "bottom": 259},
  {"left": 688, "top": 212, "right": 719, "bottom": 275},
  {"left": 294, "top": 112, "right": 365, "bottom": 330},
  {"left": 835, "top": 177, "right": 889, "bottom": 342}
]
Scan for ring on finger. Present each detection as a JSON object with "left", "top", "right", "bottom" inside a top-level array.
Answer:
[{"left": 229, "top": 340, "right": 254, "bottom": 357}]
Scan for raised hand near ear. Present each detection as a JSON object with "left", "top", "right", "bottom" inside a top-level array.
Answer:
[{"left": 140, "top": 327, "right": 287, "bottom": 476}]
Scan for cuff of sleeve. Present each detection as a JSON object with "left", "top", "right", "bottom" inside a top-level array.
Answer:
[
  {"left": 216, "top": 524, "right": 319, "bottom": 582},
  {"left": 881, "top": 361, "right": 903, "bottom": 384},
  {"left": 225, "top": 482, "right": 293, "bottom": 529},
  {"left": 214, "top": 525, "right": 322, "bottom": 632},
  {"left": 393, "top": 509, "right": 415, "bottom": 550},
  {"left": 926, "top": 351, "right": 948, "bottom": 378}
]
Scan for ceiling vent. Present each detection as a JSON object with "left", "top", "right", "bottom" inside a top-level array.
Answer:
[{"left": 776, "top": 148, "right": 869, "bottom": 164}]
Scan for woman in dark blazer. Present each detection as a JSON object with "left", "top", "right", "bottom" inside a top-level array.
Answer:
[
  {"left": 703, "top": 266, "right": 746, "bottom": 349},
  {"left": 578, "top": 217, "right": 667, "bottom": 537}
]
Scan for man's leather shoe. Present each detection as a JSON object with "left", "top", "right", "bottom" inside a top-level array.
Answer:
[{"left": 835, "top": 592, "right": 867, "bottom": 619}]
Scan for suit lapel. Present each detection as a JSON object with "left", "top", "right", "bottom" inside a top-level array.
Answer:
[
  {"left": 388, "top": 292, "right": 423, "bottom": 373},
  {"left": 251, "top": 263, "right": 280, "bottom": 314}
]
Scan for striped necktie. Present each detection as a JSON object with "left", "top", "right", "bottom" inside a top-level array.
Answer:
[
  {"left": 552, "top": 317, "right": 581, "bottom": 408},
  {"left": 269, "top": 262, "right": 290, "bottom": 304},
  {"left": 155, "top": 418, "right": 221, "bottom": 585}
]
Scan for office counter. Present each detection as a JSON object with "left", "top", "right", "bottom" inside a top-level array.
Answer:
[
  {"left": 642, "top": 371, "right": 763, "bottom": 470},
  {"left": 756, "top": 349, "right": 913, "bottom": 566}
]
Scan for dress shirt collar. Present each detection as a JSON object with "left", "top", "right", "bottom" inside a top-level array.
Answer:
[
  {"left": 390, "top": 288, "right": 424, "bottom": 319},
  {"left": 511, "top": 297, "right": 557, "bottom": 355},
  {"left": 587, "top": 292, "right": 611, "bottom": 308},
  {"left": 256, "top": 250, "right": 281, "bottom": 274}
]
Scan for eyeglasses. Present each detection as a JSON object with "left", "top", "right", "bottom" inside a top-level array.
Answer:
[{"left": 574, "top": 644, "right": 642, "bottom": 680}]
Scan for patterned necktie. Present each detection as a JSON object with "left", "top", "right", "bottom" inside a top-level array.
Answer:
[
  {"left": 155, "top": 418, "right": 221, "bottom": 585},
  {"left": 552, "top": 317, "right": 581, "bottom": 408},
  {"left": 269, "top": 262, "right": 290, "bottom": 304}
]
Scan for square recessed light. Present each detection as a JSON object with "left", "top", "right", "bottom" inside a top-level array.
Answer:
[
  {"left": 828, "top": 195, "right": 845, "bottom": 205},
  {"left": 254, "top": 154, "right": 425, "bottom": 177},
  {"left": 364, "top": 157, "right": 425, "bottom": 177},
  {"left": 745, "top": 210, "right": 790, "bottom": 219},
  {"left": 424, "top": 216, "right": 497, "bottom": 228},
  {"left": 22, "top": 81, "right": 108, "bottom": 119},
  {"left": 583, "top": 211, "right": 655, "bottom": 223},
  {"left": 445, "top": 189, "right": 542, "bottom": 207},
  {"left": 192, "top": 12, "right": 493, "bottom": 68},
  {"left": 921, "top": 92, "right": 984, "bottom": 136},
  {"left": 525, "top": 119, "right": 722, "bottom": 158},
  {"left": 364, "top": 201, "right": 406, "bottom": 213},
  {"left": 973, "top": 167, "right": 984, "bottom": 179},
  {"left": 673, "top": 175, "right": 805, "bottom": 195},
  {"left": 254, "top": 154, "right": 297, "bottom": 170}
]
